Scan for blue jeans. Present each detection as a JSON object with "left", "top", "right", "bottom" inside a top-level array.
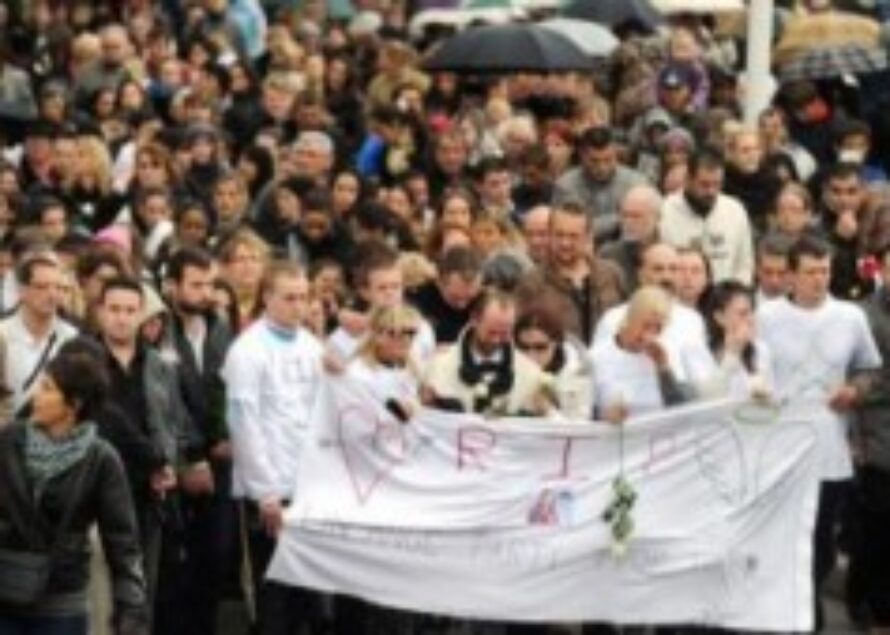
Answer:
[{"left": 0, "top": 614, "right": 87, "bottom": 635}]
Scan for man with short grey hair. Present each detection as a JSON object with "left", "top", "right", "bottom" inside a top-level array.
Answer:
[
  {"left": 290, "top": 131, "right": 334, "bottom": 184},
  {"left": 600, "top": 184, "right": 663, "bottom": 290}
]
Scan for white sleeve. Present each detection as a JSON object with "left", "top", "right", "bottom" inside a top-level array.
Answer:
[
  {"left": 223, "top": 344, "right": 278, "bottom": 503},
  {"left": 735, "top": 209, "right": 754, "bottom": 285}
]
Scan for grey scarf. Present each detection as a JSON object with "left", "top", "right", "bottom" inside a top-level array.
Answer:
[{"left": 24, "top": 422, "right": 96, "bottom": 500}]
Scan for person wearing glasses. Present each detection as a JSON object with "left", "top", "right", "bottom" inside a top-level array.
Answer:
[
  {"left": 514, "top": 305, "right": 592, "bottom": 420},
  {"left": 347, "top": 304, "right": 423, "bottom": 424}
]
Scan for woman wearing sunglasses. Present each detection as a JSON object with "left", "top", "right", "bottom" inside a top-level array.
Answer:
[
  {"left": 348, "top": 303, "right": 424, "bottom": 424},
  {"left": 514, "top": 305, "right": 593, "bottom": 420}
]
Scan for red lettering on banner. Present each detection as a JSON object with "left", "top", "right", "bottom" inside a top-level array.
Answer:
[
  {"left": 457, "top": 426, "right": 497, "bottom": 470},
  {"left": 543, "top": 437, "right": 575, "bottom": 480}
]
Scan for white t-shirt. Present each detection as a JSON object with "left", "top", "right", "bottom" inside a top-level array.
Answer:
[
  {"left": 757, "top": 296, "right": 881, "bottom": 480},
  {"left": 345, "top": 357, "right": 420, "bottom": 408},
  {"left": 590, "top": 334, "right": 710, "bottom": 419},
  {"left": 591, "top": 301, "right": 715, "bottom": 387},
  {"left": 222, "top": 319, "right": 323, "bottom": 502}
]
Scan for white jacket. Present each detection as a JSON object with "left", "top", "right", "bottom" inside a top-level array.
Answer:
[{"left": 659, "top": 192, "right": 754, "bottom": 284}]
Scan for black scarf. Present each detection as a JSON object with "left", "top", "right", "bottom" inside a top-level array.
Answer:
[{"left": 458, "top": 329, "right": 515, "bottom": 414}]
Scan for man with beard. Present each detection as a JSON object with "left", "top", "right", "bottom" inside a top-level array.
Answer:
[
  {"left": 819, "top": 162, "right": 890, "bottom": 300},
  {"left": 660, "top": 148, "right": 754, "bottom": 284},
  {"left": 600, "top": 184, "right": 663, "bottom": 291},
  {"left": 422, "top": 288, "right": 553, "bottom": 417},
  {"left": 155, "top": 247, "right": 234, "bottom": 635}
]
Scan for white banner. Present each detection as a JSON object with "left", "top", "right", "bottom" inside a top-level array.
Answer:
[{"left": 268, "top": 376, "right": 821, "bottom": 632}]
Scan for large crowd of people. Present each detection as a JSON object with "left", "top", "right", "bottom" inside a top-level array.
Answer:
[{"left": 0, "top": 0, "right": 890, "bottom": 634}]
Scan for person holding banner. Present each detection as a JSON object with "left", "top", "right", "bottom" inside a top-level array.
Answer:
[
  {"left": 349, "top": 303, "right": 423, "bottom": 424},
  {"left": 514, "top": 304, "right": 593, "bottom": 420},
  {"left": 221, "top": 260, "right": 324, "bottom": 634},
  {"left": 422, "top": 287, "right": 554, "bottom": 418},
  {"left": 757, "top": 234, "right": 881, "bottom": 631},
  {"left": 590, "top": 285, "right": 698, "bottom": 423}
]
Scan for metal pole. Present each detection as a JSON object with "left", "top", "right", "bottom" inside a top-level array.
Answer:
[{"left": 743, "top": 0, "right": 776, "bottom": 125}]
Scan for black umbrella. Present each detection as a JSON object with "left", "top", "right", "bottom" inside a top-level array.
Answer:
[
  {"left": 424, "top": 23, "right": 592, "bottom": 73},
  {"left": 779, "top": 44, "right": 888, "bottom": 82},
  {"left": 563, "top": 0, "right": 662, "bottom": 34}
]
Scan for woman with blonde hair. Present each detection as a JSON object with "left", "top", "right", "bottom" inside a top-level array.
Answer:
[
  {"left": 216, "top": 228, "right": 271, "bottom": 331},
  {"left": 349, "top": 303, "right": 424, "bottom": 423},
  {"left": 590, "top": 285, "right": 701, "bottom": 423}
]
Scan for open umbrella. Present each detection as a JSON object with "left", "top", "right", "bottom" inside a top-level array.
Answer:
[
  {"left": 562, "top": 0, "right": 662, "bottom": 33},
  {"left": 409, "top": 7, "right": 520, "bottom": 37},
  {"left": 779, "top": 43, "right": 887, "bottom": 82},
  {"left": 773, "top": 10, "right": 881, "bottom": 66},
  {"left": 464, "top": 0, "right": 564, "bottom": 9},
  {"left": 539, "top": 17, "right": 618, "bottom": 57},
  {"left": 424, "top": 23, "right": 592, "bottom": 73},
  {"left": 652, "top": 0, "right": 742, "bottom": 14}
]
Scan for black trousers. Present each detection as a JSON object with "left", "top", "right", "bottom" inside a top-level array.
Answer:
[
  {"left": 153, "top": 493, "right": 221, "bottom": 635},
  {"left": 813, "top": 480, "right": 850, "bottom": 632}
]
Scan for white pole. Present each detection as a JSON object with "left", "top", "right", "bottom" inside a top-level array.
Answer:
[{"left": 743, "top": 0, "right": 775, "bottom": 125}]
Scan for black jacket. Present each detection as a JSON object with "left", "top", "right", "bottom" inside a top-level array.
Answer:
[
  {"left": 0, "top": 422, "right": 147, "bottom": 630},
  {"left": 166, "top": 312, "right": 233, "bottom": 459}
]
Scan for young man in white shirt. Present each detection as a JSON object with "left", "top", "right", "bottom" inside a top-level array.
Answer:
[
  {"left": 222, "top": 260, "right": 324, "bottom": 633},
  {"left": 0, "top": 252, "right": 78, "bottom": 415},
  {"left": 756, "top": 234, "right": 881, "bottom": 630}
]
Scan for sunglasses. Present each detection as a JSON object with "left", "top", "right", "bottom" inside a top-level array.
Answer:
[
  {"left": 518, "top": 340, "right": 552, "bottom": 353},
  {"left": 381, "top": 327, "right": 417, "bottom": 340}
]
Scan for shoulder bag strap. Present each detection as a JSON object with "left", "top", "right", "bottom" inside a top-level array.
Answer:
[{"left": 21, "top": 332, "right": 58, "bottom": 395}]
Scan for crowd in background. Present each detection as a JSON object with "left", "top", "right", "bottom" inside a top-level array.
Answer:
[{"left": 1, "top": 0, "right": 890, "bottom": 634}]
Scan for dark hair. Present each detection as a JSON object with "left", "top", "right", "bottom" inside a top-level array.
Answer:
[
  {"left": 578, "top": 126, "right": 613, "bottom": 150},
  {"left": 44, "top": 349, "right": 110, "bottom": 420},
  {"left": 302, "top": 187, "right": 332, "bottom": 213},
  {"left": 99, "top": 276, "right": 144, "bottom": 305},
  {"left": 354, "top": 240, "right": 399, "bottom": 288},
  {"left": 75, "top": 248, "right": 126, "bottom": 283},
  {"left": 166, "top": 246, "right": 214, "bottom": 282},
  {"left": 15, "top": 254, "right": 59, "bottom": 286},
  {"left": 515, "top": 303, "right": 565, "bottom": 343},
  {"left": 238, "top": 145, "right": 275, "bottom": 196},
  {"left": 789, "top": 233, "right": 832, "bottom": 271},
  {"left": 438, "top": 245, "right": 482, "bottom": 279},
  {"left": 687, "top": 146, "right": 725, "bottom": 176},
  {"left": 213, "top": 278, "right": 239, "bottom": 329},
  {"left": 834, "top": 118, "right": 871, "bottom": 145},
  {"left": 470, "top": 286, "right": 517, "bottom": 319},
  {"left": 474, "top": 156, "right": 509, "bottom": 181},
  {"left": 757, "top": 232, "right": 792, "bottom": 260},
  {"left": 825, "top": 161, "right": 863, "bottom": 185},
  {"left": 704, "top": 280, "right": 756, "bottom": 373}
]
